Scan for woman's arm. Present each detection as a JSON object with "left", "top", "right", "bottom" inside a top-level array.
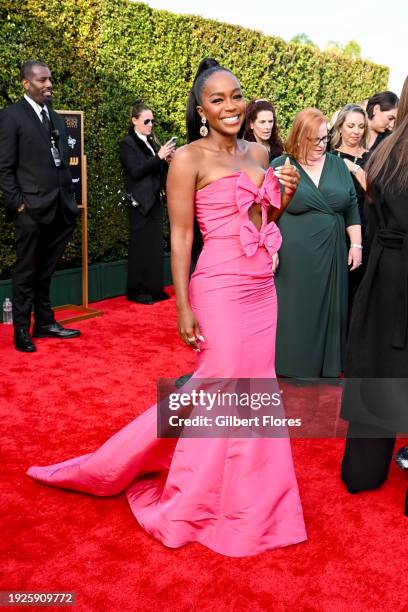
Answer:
[
  {"left": 343, "top": 158, "right": 367, "bottom": 191},
  {"left": 167, "top": 146, "right": 203, "bottom": 351},
  {"left": 342, "top": 161, "right": 363, "bottom": 271},
  {"left": 346, "top": 224, "right": 363, "bottom": 271},
  {"left": 119, "top": 140, "right": 163, "bottom": 181}
]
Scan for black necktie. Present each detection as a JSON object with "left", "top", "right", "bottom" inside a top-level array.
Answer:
[{"left": 41, "top": 108, "right": 51, "bottom": 137}]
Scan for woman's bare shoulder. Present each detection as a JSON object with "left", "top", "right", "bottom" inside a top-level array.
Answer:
[
  {"left": 167, "top": 143, "right": 205, "bottom": 190},
  {"left": 243, "top": 140, "right": 268, "bottom": 167},
  {"left": 172, "top": 141, "right": 205, "bottom": 164}
]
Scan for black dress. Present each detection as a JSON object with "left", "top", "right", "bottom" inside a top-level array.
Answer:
[
  {"left": 333, "top": 150, "right": 370, "bottom": 310},
  {"left": 119, "top": 130, "right": 168, "bottom": 303},
  {"left": 341, "top": 175, "right": 408, "bottom": 489}
]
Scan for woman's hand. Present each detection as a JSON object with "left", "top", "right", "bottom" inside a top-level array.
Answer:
[
  {"left": 348, "top": 246, "right": 362, "bottom": 271},
  {"left": 178, "top": 306, "right": 204, "bottom": 352},
  {"left": 275, "top": 157, "right": 300, "bottom": 200},
  {"left": 165, "top": 149, "right": 176, "bottom": 164},
  {"left": 343, "top": 158, "right": 367, "bottom": 191},
  {"left": 270, "top": 157, "right": 300, "bottom": 221},
  {"left": 158, "top": 141, "right": 176, "bottom": 160},
  {"left": 343, "top": 158, "right": 358, "bottom": 174},
  {"left": 343, "top": 158, "right": 354, "bottom": 172}
]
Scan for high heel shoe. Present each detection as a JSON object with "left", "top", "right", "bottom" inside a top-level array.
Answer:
[{"left": 394, "top": 445, "right": 408, "bottom": 517}]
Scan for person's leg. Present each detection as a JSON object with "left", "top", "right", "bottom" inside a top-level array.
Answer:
[
  {"left": 126, "top": 207, "right": 153, "bottom": 302},
  {"left": 145, "top": 203, "right": 167, "bottom": 301},
  {"left": 33, "top": 209, "right": 75, "bottom": 327},
  {"left": 341, "top": 421, "right": 396, "bottom": 491},
  {"left": 12, "top": 211, "right": 41, "bottom": 329}
]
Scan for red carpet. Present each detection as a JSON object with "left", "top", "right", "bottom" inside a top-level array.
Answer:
[{"left": 1, "top": 290, "right": 407, "bottom": 611}]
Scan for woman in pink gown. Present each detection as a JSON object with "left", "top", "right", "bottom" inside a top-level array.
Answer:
[{"left": 27, "top": 59, "right": 307, "bottom": 557}]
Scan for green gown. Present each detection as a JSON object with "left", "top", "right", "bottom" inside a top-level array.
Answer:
[{"left": 270, "top": 153, "right": 360, "bottom": 377}]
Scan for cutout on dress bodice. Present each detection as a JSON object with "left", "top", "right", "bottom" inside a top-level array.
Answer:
[{"left": 247, "top": 203, "right": 263, "bottom": 231}]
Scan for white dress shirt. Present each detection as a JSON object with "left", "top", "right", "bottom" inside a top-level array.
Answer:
[
  {"left": 135, "top": 130, "right": 156, "bottom": 156},
  {"left": 24, "top": 93, "right": 50, "bottom": 123}
]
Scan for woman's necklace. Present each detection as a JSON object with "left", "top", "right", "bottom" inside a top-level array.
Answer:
[{"left": 337, "top": 145, "right": 366, "bottom": 163}]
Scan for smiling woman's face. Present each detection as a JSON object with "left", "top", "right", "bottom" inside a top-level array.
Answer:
[{"left": 197, "top": 70, "right": 246, "bottom": 136}]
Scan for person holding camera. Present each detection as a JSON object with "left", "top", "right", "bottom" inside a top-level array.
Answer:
[
  {"left": 119, "top": 100, "right": 176, "bottom": 304},
  {"left": 0, "top": 60, "right": 80, "bottom": 352}
]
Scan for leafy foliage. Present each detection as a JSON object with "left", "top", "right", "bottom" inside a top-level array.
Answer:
[
  {"left": 343, "top": 41, "right": 362, "bottom": 59},
  {"left": 326, "top": 39, "right": 362, "bottom": 58},
  {"left": 291, "top": 33, "right": 318, "bottom": 48},
  {"left": 0, "top": 0, "right": 389, "bottom": 277}
]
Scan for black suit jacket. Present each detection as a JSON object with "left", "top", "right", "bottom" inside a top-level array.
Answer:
[
  {"left": 119, "top": 130, "right": 167, "bottom": 217},
  {"left": 0, "top": 97, "right": 78, "bottom": 222}
]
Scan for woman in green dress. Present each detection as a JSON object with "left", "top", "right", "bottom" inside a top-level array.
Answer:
[{"left": 271, "top": 108, "right": 361, "bottom": 377}]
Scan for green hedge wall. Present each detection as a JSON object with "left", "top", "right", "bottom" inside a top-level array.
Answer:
[{"left": 0, "top": 0, "right": 389, "bottom": 278}]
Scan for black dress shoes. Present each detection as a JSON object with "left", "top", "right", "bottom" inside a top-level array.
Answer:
[
  {"left": 152, "top": 292, "right": 170, "bottom": 302},
  {"left": 33, "top": 322, "right": 81, "bottom": 339},
  {"left": 14, "top": 328, "right": 36, "bottom": 352},
  {"left": 394, "top": 446, "right": 408, "bottom": 516},
  {"left": 127, "top": 291, "right": 170, "bottom": 305},
  {"left": 127, "top": 293, "right": 154, "bottom": 305},
  {"left": 395, "top": 445, "right": 408, "bottom": 470}
]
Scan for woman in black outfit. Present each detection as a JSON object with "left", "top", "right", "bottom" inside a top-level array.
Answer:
[
  {"left": 119, "top": 100, "right": 175, "bottom": 304},
  {"left": 243, "top": 99, "right": 283, "bottom": 162},
  {"left": 330, "top": 104, "right": 370, "bottom": 308},
  {"left": 341, "top": 76, "right": 408, "bottom": 495},
  {"left": 366, "top": 90, "right": 399, "bottom": 150}
]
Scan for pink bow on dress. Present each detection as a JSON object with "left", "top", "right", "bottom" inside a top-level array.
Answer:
[
  {"left": 236, "top": 169, "right": 282, "bottom": 257},
  {"left": 236, "top": 168, "right": 281, "bottom": 215},
  {"left": 240, "top": 221, "right": 282, "bottom": 257}
]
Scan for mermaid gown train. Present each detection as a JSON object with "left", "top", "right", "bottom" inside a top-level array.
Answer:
[{"left": 27, "top": 169, "right": 307, "bottom": 557}]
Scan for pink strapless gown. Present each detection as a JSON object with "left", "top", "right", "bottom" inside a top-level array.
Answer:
[{"left": 27, "top": 169, "right": 307, "bottom": 557}]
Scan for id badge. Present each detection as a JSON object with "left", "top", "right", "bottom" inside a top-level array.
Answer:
[{"left": 51, "top": 140, "right": 62, "bottom": 167}]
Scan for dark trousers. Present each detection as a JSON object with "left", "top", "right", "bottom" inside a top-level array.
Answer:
[
  {"left": 12, "top": 205, "right": 75, "bottom": 328},
  {"left": 341, "top": 421, "right": 396, "bottom": 490},
  {"left": 127, "top": 201, "right": 165, "bottom": 300}
]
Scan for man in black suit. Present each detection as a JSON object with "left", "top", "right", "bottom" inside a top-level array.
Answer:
[{"left": 0, "top": 60, "right": 80, "bottom": 352}]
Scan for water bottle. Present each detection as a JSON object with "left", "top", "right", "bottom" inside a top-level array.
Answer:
[{"left": 2, "top": 298, "right": 13, "bottom": 324}]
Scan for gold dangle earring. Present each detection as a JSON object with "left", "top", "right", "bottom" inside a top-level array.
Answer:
[{"left": 200, "top": 117, "right": 209, "bottom": 137}]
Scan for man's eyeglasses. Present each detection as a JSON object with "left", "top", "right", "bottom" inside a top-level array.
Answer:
[
  {"left": 143, "top": 118, "right": 154, "bottom": 125},
  {"left": 308, "top": 135, "right": 329, "bottom": 146}
]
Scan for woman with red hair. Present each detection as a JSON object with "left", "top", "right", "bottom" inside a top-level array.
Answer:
[{"left": 271, "top": 108, "right": 361, "bottom": 378}]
